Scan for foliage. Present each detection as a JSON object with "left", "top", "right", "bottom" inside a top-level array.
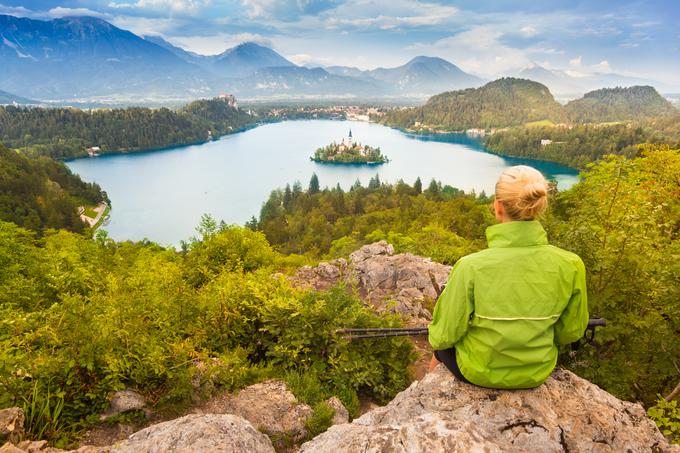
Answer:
[
  {"left": 0, "top": 146, "right": 106, "bottom": 233},
  {"left": 0, "top": 223, "right": 413, "bottom": 443},
  {"left": 484, "top": 116, "right": 680, "bottom": 169},
  {"left": 256, "top": 176, "right": 493, "bottom": 260},
  {"left": 312, "top": 142, "right": 388, "bottom": 164},
  {"left": 552, "top": 146, "right": 680, "bottom": 406},
  {"left": 648, "top": 398, "right": 680, "bottom": 444},
  {"left": 379, "top": 78, "right": 565, "bottom": 131},
  {"left": 564, "top": 86, "right": 676, "bottom": 123},
  {"left": 304, "top": 402, "right": 335, "bottom": 439},
  {"left": 0, "top": 98, "right": 254, "bottom": 159},
  {"left": 22, "top": 383, "right": 65, "bottom": 444}
]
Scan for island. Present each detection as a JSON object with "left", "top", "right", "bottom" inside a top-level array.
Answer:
[{"left": 311, "top": 129, "right": 389, "bottom": 164}]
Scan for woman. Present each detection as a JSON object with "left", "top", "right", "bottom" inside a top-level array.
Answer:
[{"left": 428, "top": 165, "right": 588, "bottom": 389}]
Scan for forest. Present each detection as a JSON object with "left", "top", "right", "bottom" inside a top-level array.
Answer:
[
  {"left": 379, "top": 81, "right": 676, "bottom": 134},
  {"left": 2, "top": 145, "right": 677, "bottom": 447},
  {"left": 0, "top": 98, "right": 255, "bottom": 159},
  {"left": 0, "top": 146, "right": 106, "bottom": 233},
  {"left": 484, "top": 114, "right": 680, "bottom": 169}
]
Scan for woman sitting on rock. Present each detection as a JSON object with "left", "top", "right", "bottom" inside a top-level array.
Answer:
[{"left": 428, "top": 165, "right": 588, "bottom": 388}]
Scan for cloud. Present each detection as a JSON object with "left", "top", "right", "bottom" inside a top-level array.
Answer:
[
  {"left": 408, "top": 26, "right": 530, "bottom": 77},
  {"left": 0, "top": 3, "right": 32, "bottom": 16},
  {"left": 108, "top": 0, "right": 208, "bottom": 14},
  {"left": 240, "top": 0, "right": 341, "bottom": 20},
  {"left": 519, "top": 25, "right": 539, "bottom": 38},
  {"left": 287, "top": 53, "right": 334, "bottom": 66},
  {"left": 48, "top": 7, "right": 110, "bottom": 18},
  {"left": 569, "top": 55, "right": 582, "bottom": 66}
]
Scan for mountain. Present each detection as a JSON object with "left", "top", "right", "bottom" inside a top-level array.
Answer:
[
  {"left": 380, "top": 77, "right": 564, "bottom": 130},
  {"left": 368, "top": 56, "right": 485, "bottom": 95},
  {"left": 143, "top": 34, "right": 205, "bottom": 64},
  {"left": 326, "top": 57, "right": 485, "bottom": 97},
  {"left": 565, "top": 86, "right": 677, "bottom": 122},
  {"left": 517, "top": 62, "right": 674, "bottom": 97},
  {"left": 231, "top": 66, "right": 385, "bottom": 98},
  {"left": 0, "top": 15, "right": 215, "bottom": 99},
  {"left": 0, "top": 88, "right": 35, "bottom": 104},
  {"left": 212, "top": 42, "right": 294, "bottom": 79},
  {"left": 518, "top": 63, "right": 583, "bottom": 96}
]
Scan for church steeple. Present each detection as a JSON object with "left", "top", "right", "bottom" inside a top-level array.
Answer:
[{"left": 349, "top": 129, "right": 352, "bottom": 138}]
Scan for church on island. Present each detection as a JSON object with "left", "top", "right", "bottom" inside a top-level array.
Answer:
[{"left": 311, "top": 129, "right": 389, "bottom": 165}]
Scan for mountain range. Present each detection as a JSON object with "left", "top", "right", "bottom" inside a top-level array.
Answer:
[{"left": 0, "top": 14, "right": 675, "bottom": 102}]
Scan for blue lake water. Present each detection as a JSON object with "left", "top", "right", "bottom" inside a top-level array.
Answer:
[{"left": 67, "top": 120, "right": 579, "bottom": 246}]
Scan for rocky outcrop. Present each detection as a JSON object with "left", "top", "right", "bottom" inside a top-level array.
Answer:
[
  {"left": 325, "top": 397, "right": 349, "bottom": 426},
  {"left": 0, "top": 408, "right": 24, "bottom": 443},
  {"left": 195, "top": 380, "right": 313, "bottom": 442},
  {"left": 300, "top": 367, "right": 679, "bottom": 453},
  {"left": 110, "top": 414, "right": 274, "bottom": 453},
  {"left": 292, "top": 241, "right": 451, "bottom": 324},
  {"left": 100, "top": 390, "right": 146, "bottom": 421}
]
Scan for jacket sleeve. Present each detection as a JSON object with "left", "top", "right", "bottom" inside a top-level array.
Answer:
[
  {"left": 554, "top": 257, "right": 589, "bottom": 345},
  {"left": 428, "top": 258, "right": 474, "bottom": 350}
]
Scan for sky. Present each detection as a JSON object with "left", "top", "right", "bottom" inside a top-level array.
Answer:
[{"left": 1, "top": 0, "right": 679, "bottom": 85}]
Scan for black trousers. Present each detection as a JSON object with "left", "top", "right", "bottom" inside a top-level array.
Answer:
[{"left": 433, "top": 347, "right": 472, "bottom": 384}]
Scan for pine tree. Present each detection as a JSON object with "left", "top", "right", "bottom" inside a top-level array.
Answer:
[
  {"left": 413, "top": 177, "right": 422, "bottom": 195},
  {"left": 368, "top": 174, "right": 381, "bottom": 189},
  {"left": 283, "top": 184, "right": 292, "bottom": 209},
  {"left": 309, "top": 173, "right": 320, "bottom": 194}
]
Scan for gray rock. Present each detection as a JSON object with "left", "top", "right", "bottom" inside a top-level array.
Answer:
[
  {"left": 111, "top": 414, "right": 274, "bottom": 453},
  {"left": 196, "top": 380, "right": 313, "bottom": 441},
  {"left": 299, "top": 367, "right": 678, "bottom": 453},
  {"left": 100, "top": 390, "right": 146, "bottom": 420},
  {"left": 291, "top": 241, "right": 451, "bottom": 324},
  {"left": 325, "top": 397, "right": 349, "bottom": 425},
  {"left": 0, "top": 408, "right": 24, "bottom": 443}
]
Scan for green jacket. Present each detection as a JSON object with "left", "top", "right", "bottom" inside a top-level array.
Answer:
[{"left": 428, "top": 220, "right": 588, "bottom": 389}]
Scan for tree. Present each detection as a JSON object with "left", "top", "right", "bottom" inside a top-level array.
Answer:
[
  {"left": 413, "top": 177, "right": 422, "bottom": 195},
  {"left": 368, "top": 174, "right": 381, "bottom": 189},
  {"left": 309, "top": 173, "right": 320, "bottom": 194},
  {"left": 283, "top": 184, "right": 293, "bottom": 209}
]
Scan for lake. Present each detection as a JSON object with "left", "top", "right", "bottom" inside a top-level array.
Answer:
[{"left": 67, "top": 120, "right": 579, "bottom": 246}]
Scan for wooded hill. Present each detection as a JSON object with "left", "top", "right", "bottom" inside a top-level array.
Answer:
[
  {"left": 0, "top": 98, "right": 255, "bottom": 160},
  {"left": 0, "top": 146, "right": 106, "bottom": 232},
  {"left": 379, "top": 78, "right": 565, "bottom": 131},
  {"left": 379, "top": 79, "right": 677, "bottom": 131},
  {"left": 564, "top": 86, "right": 677, "bottom": 123}
]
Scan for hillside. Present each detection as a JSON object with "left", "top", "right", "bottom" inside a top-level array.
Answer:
[
  {"left": 565, "top": 86, "right": 677, "bottom": 122},
  {"left": 0, "top": 97, "right": 254, "bottom": 159},
  {"left": 0, "top": 146, "right": 105, "bottom": 232},
  {"left": 380, "top": 78, "right": 564, "bottom": 131},
  {"left": 0, "top": 89, "right": 35, "bottom": 105}
]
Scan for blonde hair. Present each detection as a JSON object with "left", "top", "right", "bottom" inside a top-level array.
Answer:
[{"left": 495, "top": 165, "right": 549, "bottom": 220}]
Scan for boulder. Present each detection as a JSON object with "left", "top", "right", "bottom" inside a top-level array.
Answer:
[
  {"left": 0, "top": 408, "right": 24, "bottom": 443},
  {"left": 100, "top": 390, "right": 146, "bottom": 420},
  {"left": 110, "top": 414, "right": 274, "bottom": 453},
  {"left": 325, "top": 397, "right": 349, "bottom": 425},
  {"left": 291, "top": 241, "right": 451, "bottom": 324},
  {"left": 299, "top": 367, "right": 679, "bottom": 453},
  {"left": 196, "top": 380, "right": 313, "bottom": 441}
]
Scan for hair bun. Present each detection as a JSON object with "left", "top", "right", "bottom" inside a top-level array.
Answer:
[
  {"left": 520, "top": 182, "right": 548, "bottom": 201},
  {"left": 495, "top": 166, "right": 549, "bottom": 220}
]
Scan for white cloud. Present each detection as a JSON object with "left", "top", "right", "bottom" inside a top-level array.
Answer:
[
  {"left": 0, "top": 3, "right": 32, "bottom": 16},
  {"left": 569, "top": 55, "right": 582, "bottom": 66},
  {"left": 48, "top": 7, "right": 110, "bottom": 18},
  {"left": 287, "top": 53, "right": 334, "bottom": 66},
  {"left": 109, "top": 15, "right": 180, "bottom": 35},
  {"left": 519, "top": 25, "right": 539, "bottom": 38},
  {"left": 592, "top": 60, "right": 611, "bottom": 73},
  {"left": 408, "top": 26, "right": 530, "bottom": 77},
  {"left": 108, "top": 0, "right": 208, "bottom": 13}
]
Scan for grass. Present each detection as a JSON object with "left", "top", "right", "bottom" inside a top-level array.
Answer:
[{"left": 92, "top": 205, "right": 111, "bottom": 230}]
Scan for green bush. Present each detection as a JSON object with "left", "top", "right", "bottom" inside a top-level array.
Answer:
[{"left": 648, "top": 398, "right": 680, "bottom": 444}]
